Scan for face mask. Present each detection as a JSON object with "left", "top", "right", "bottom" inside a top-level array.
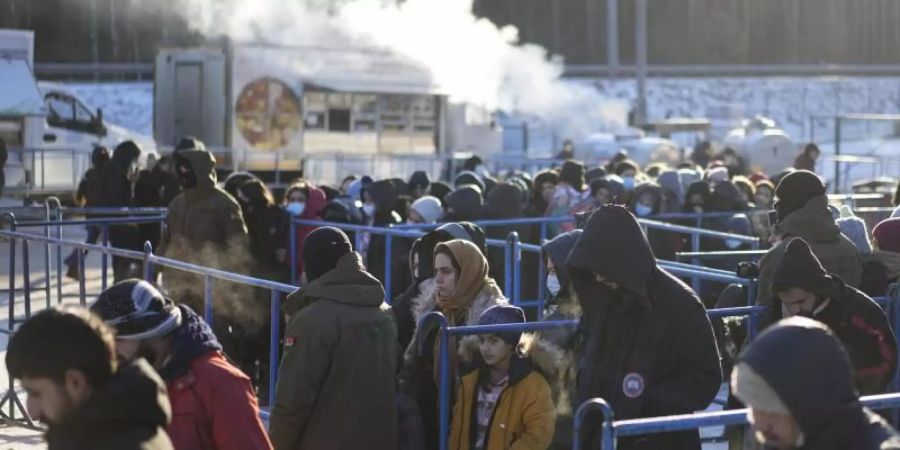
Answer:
[
  {"left": 176, "top": 159, "right": 197, "bottom": 189},
  {"left": 724, "top": 239, "right": 742, "bottom": 249},
  {"left": 634, "top": 204, "right": 653, "bottom": 217},
  {"left": 362, "top": 203, "right": 376, "bottom": 217},
  {"left": 286, "top": 202, "right": 306, "bottom": 216},
  {"left": 546, "top": 274, "right": 561, "bottom": 296},
  {"left": 622, "top": 177, "right": 636, "bottom": 191}
]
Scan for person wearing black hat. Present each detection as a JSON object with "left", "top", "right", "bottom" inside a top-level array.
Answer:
[
  {"left": 732, "top": 317, "right": 900, "bottom": 450},
  {"left": 408, "top": 170, "right": 432, "bottom": 200},
  {"left": 771, "top": 238, "right": 896, "bottom": 395},
  {"left": 90, "top": 280, "right": 272, "bottom": 450},
  {"left": 271, "top": 227, "right": 399, "bottom": 450},
  {"left": 755, "top": 170, "right": 863, "bottom": 330},
  {"left": 567, "top": 205, "right": 721, "bottom": 450}
]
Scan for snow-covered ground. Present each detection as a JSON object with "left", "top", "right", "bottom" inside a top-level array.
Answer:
[{"left": 66, "top": 75, "right": 900, "bottom": 150}]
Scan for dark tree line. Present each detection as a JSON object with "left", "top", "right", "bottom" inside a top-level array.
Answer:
[{"left": 2, "top": 0, "right": 899, "bottom": 65}]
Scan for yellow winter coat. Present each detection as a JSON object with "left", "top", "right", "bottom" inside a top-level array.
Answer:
[{"left": 449, "top": 357, "right": 555, "bottom": 450}]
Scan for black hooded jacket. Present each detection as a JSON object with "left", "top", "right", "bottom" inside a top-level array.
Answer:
[
  {"left": 445, "top": 185, "right": 484, "bottom": 222},
  {"left": 567, "top": 206, "right": 721, "bottom": 450},
  {"left": 98, "top": 141, "right": 140, "bottom": 207},
  {"left": 367, "top": 179, "right": 408, "bottom": 298},
  {"left": 484, "top": 183, "right": 525, "bottom": 290},
  {"left": 738, "top": 319, "right": 900, "bottom": 450},
  {"left": 45, "top": 360, "right": 173, "bottom": 450}
]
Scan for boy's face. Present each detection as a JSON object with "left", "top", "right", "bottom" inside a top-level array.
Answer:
[
  {"left": 749, "top": 408, "right": 801, "bottom": 449},
  {"left": 479, "top": 334, "right": 514, "bottom": 367}
]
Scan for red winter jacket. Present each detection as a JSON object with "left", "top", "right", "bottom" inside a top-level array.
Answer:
[
  {"left": 292, "top": 184, "right": 328, "bottom": 280},
  {"left": 167, "top": 351, "right": 273, "bottom": 450}
]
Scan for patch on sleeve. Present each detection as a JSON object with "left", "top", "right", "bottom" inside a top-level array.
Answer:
[
  {"left": 285, "top": 337, "right": 296, "bottom": 347},
  {"left": 623, "top": 373, "right": 645, "bottom": 398}
]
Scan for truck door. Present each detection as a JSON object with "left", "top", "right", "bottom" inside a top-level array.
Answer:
[{"left": 174, "top": 63, "right": 204, "bottom": 140}]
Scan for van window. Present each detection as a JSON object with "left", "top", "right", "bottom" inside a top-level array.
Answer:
[{"left": 45, "top": 93, "right": 101, "bottom": 135}]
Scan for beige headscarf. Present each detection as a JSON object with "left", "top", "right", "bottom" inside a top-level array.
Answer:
[{"left": 434, "top": 240, "right": 491, "bottom": 320}]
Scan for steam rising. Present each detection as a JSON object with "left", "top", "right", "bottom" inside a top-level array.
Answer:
[{"left": 179, "top": 0, "right": 627, "bottom": 142}]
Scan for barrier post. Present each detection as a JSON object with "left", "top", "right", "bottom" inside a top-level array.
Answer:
[
  {"left": 385, "top": 227, "right": 393, "bottom": 301},
  {"left": 143, "top": 241, "right": 154, "bottom": 282},
  {"left": 204, "top": 275, "right": 213, "bottom": 326},
  {"left": 289, "top": 219, "right": 297, "bottom": 285},
  {"left": 505, "top": 233, "right": 516, "bottom": 301},
  {"left": 512, "top": 232, "right": 522, "bottom": 305},
  {"left": 46, "top": 197, "right": 63, "bottom": 303},
  {"left": 43, "top": 201, "right": 51, "bottom": 309},
  {"left": 418, "top": 312, "right": 450, "bottom": 450},
  {"left": 5, "top": 213, "right": 17, "bottom": 331},
  {"left": 540, "top": 222, "right": 548, "bottom": 243},
  {"left": 77, "top": 249, "right": 87, "bottom": 306},
  {"left": 890, "top": 283, "right": 900, "bottom": 427},
  {"left": 269, "top": 290, "right": 281, "bottom": 408},
  {"left": 746, "top": 278, "right": 759, "bottom": 340},
  {"left": 537, "top": 244, "right": 546, "bottom": 320},
  {"left": 691, "top": 233, "right": 701, "bottom": 293},
  {"left": 22, "top": 240, "right": 31, "bottom": 319},
  {"left": 102, "top": 224, "right": 109, "bottom": 291},
  {"left": 573, "top": 398, "right": 616, "bottom": 450}
]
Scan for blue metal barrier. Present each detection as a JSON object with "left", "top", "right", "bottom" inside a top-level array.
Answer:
[
  {"left": 0, "top": 226, "right": 295, "bottom": 419},
  {"left": 420, "top": 302, "right": 769, "bottom": 450},
  {"left": 574, "top": 393, "right": 900, "bottom": 450}
]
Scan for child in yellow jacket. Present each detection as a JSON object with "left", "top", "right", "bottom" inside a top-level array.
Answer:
[{"left": 450, "top": 305, "right": 556, "bottom": 450}]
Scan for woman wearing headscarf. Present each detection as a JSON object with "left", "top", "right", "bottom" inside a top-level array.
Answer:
[{"left": 400, "top": 239, "right": 507, "bottom": 449}]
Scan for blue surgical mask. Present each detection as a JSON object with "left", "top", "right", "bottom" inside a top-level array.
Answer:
[
  {"left": 622, "top": 176, "right": 636, "bottom": 191},
  {"left": 634, "top": 204, "right": 653, "bottom": 217},
  {"left": 286, "top": 202, "right": 305, "bottom": 216},
  {"left": 725, "top": 239, "right": 742, "bottom": 249},
  {"left": 546, "top": 274, "right": 561, "bottom": 297}
]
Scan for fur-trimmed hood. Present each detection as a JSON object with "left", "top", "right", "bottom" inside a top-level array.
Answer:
[{"left": 410, "top": 277, "right": 506, "bottom": 326}]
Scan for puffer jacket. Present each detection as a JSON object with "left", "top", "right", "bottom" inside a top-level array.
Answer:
[
  {"left": 756, "top": 195, "right": 863, "bottom": 329},
  {"left": 449, "top": 353, "right": 556, "bottom": 450},
  {"left": 270, "top": 252, "right": 399, "bottom": 450},
  {"left": 159, "top": 305, "right": 272, "bottom": 450}
]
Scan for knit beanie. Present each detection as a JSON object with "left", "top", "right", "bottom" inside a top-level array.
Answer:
[
  {"left": 774, "top": 170, "right": 826, "bottom": 222},
  {"left": 477, "top": 304, "right": 527, "bottom": 346},
  {"left": 835, "top": 206, "right": 872, "bottom": 255},
  {"left": 408, "top": 170, "right": 431, "bottom": 191},
  {"left": 410, "top": 196, "right": 443, "bottom": 224},
  {"left": 303, "top": 226, "right": 353, "bottom": 283},
  {"left": 454, "top": 171, "right": 485, "bottom": 192},
  {"left": 873, "top": 218, "right": 900, "bottom": 253},
  {"left": 585, "top": 167, "right": 607, "bottom": 183},
  {"left": 90, "top": 280, "right": 182, "bottom": 341},
  {"left": 772, "top": 238, "right": 832, "bottom": 296}
]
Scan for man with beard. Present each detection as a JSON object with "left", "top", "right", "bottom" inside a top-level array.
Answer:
[
  {"left": 5, "top": 306, "right": 173, "bottom": 449},
  {"left": 772, "top": 238, "right": 897, "bottom": 395},
  {"left": 90, "top": 280, "right": 272, "bottom": 450}
]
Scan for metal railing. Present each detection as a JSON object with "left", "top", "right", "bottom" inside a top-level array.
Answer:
[{"left": 0, "top": 214, "right": 294, "bottom": 427}]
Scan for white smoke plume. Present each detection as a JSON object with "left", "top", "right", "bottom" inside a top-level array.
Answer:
[{"left": 180, "top": 0, "right": 627, "bottom": 144}]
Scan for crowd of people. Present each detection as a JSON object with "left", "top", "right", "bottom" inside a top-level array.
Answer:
[{"left": 8, "top": 136, "right": 900, "bottom": 450}]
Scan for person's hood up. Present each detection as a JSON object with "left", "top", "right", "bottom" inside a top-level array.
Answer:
[
  {"left": 735, "top": 317, "right": 865, "bottom": 449},
  {"left": 299, "top": 183, "right": 328, "bottom": 220},
  {"left": 408, "top": 170, "right": 431, "bottom": 191},
  {"left": 773, "top": 195, "right": 842, "bottom": 243},
  {"left": 685, "top": 180, "right": 711, "bottom": 202},
  {"left": 445, "top": 185, "right": 484, "bottom": 222},
  {"left": 836, "top": 214, "right": 873, "bottom": 256},
  {"left": 46, "top": 359, "right": 171, "bottom": 446},
  {"left": 630, "top": 182, "right": 663, "bottom": 214},
  {"left": 585, "top": 167, "right": 607, "bottom": 183},
  {"left": 367, "top": 179, "right": 399, "bottom": 214},
  {"left": 283, "top": 252, "right": 385, "bottom": 316},
  {"left": 484, "top": 182, "right": 523, "bottom": 219},
  {"left": 772, "top": 238, "right": 835, "bottom": 297},
  {"left": 453, "top": 171, "right": 485, "bottom": 192},
  {"left": 158, "top": 304, "right": 222, "bottom": 382},
  {"left": 599, "top": 175, "right": 626, "bottom": 204},
  {"left": 657, "top": 170, "right": 684, "bottom": 203},
  {"left": 429, "top": 181, "right": 453, "bottom": 205},
  {"left": 542, "top": 230, "right": 582, "bottom": 298},
  {"left": 112, "top": 140, "right": 142, "bottom": 168},
  {"left": 708, "top": 180, "right": 747, "bottom": 211},
  {"left": 322, "top": 198, "right": 363, "bottom": 224},
  {"left": 726, "top": 213, "right": 753, "bottom": 235},
  {"left": 567, "top": 205, "right": 656, "bottom": 295},
  {"left": 175, "top": 149, "right": 217, "bottom": 189},
  {"left": 414, "top": 222, "right": 487, "bottom": 284}
]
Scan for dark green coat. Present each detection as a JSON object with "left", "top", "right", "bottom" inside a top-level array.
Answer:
[{"left": 270, "top": 252, "right": 399, "bottom": 450}]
